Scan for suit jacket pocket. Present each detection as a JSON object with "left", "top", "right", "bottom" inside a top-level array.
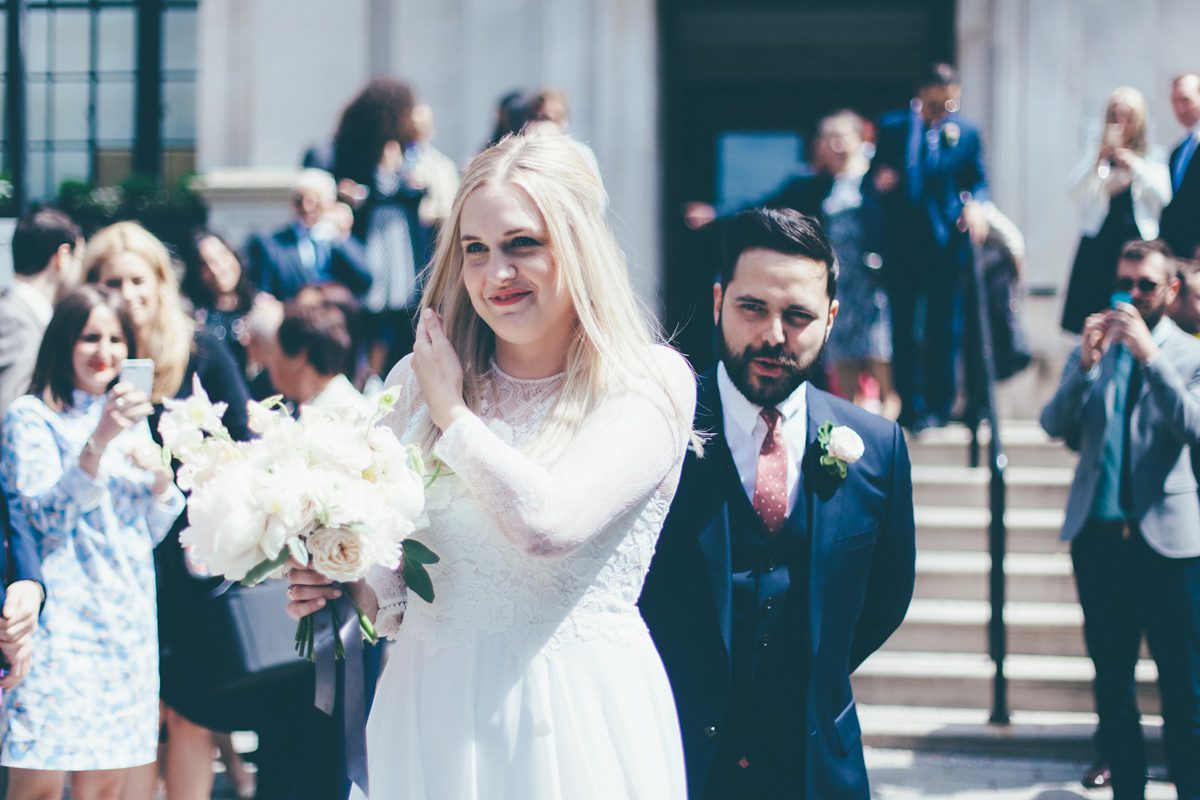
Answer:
[
  {"left": 835, "top": 526, "right": 878, "bottom": 553},
  {"left": 834, "top": 698, "right": 862, "bottom": 756}
]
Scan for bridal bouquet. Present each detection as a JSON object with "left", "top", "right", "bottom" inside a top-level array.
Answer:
[{"left": 158, "top": 376, "right": 439, "bottom": 659}]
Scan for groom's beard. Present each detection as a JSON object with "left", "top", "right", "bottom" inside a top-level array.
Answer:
[{"left": 717, "top": 313, "right": 826, "bottom": 407}]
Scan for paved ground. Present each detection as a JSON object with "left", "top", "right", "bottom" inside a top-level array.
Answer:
[
  {"left": 202, "top": 747, "right": 1178, "bottom": 799},
  {"left": 865, "top": 748, "right": 1175, "bottom": 800}
]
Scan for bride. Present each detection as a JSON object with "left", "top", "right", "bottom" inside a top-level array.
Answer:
[{"left": 287, "top": 130, "right": 696, "bottom": 799}]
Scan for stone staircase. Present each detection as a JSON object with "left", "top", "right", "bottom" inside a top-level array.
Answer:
[{"left": 853, "top": 421, "right": 1164, "bottom": 760}]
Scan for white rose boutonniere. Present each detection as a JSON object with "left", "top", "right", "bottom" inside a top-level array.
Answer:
[
  {"left": 942, "top": 121, "right": 961, "bottom": 148},
  {"left": 817, "top": 422, "right": 864, "bottom": 479}
]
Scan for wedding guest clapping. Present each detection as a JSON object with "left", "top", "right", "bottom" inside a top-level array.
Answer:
[
  {"left": 86, "top": 221, "right": 252, "bottom": 800},
  {"left": 0, "top": 492, "right": 43, "bottom": 691},
  {"left": 0, "top": 286, "right": 183, "bottom": 800}
]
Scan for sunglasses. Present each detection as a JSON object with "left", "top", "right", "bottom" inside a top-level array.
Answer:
[{"left": 1113, "top": 277, "right": 1161, "bottom": 293}]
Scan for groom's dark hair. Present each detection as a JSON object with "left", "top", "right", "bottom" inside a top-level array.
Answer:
[{"left": 718, "top": 207, "right": 838, "bottom": 300}]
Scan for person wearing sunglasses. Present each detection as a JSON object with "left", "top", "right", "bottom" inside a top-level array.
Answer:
[
  {"left": 1041, "top": 238, "right": 1200, "bottom": 800},
  {"left": 245, "top": 168, "right": 373, "bottom": 303}
]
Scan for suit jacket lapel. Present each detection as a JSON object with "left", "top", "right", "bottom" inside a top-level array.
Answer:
[
  {"left": 695, "top": 373, "right": 735, "bottom": 664},
  {"left": 805, "top": 386, "right": 847, "bottom": 657}
]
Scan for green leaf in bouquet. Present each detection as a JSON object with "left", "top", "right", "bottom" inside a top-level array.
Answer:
[
  {"left": 287, "top": 536, "right": 308, "bottom": 565},
  {"left": 241, "top": 547, "right": 291, "bottom": 587},
  {"left": 404, "top": 559, "right": 436, "bottom": 603},
  {"left": 402, "top": 538, "right": 439, "bottom": 565}
]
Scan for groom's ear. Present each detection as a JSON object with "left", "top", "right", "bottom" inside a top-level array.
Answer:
[{"left": 713, "top": 282, "right": 723, "bottom": 326}]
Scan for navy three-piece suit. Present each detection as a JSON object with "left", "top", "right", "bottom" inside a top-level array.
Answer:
[
  {"left": 871, "top": 108, "right": 989, "bottom": 423},
  {"left": 640, "top": 370, "right": 915, "bottom": 799}
]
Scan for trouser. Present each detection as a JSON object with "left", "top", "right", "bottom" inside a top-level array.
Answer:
[
  {"left": 888, "top": 245, "right": 962, "bottom": 422},
  {"left": 1071, "top": 520, "right": 1200, "bottom": 800}
]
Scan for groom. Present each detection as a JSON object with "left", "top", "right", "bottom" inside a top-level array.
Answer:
[{"left": 640, "top": 207, "right": 915, "bottom": 799}]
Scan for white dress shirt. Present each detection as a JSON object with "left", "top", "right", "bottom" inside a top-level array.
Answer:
[{"left": 717, "top": 361, "right": 808, "bottom": 517}]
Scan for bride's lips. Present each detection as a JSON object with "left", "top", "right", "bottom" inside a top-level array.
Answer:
[{"left": 489, "top": 288, "right": 533, "bottom": 306}]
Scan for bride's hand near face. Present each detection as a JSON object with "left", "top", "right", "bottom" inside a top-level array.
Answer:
[{"left": 413, "top": 308, "right": 472, "bottom": 431}]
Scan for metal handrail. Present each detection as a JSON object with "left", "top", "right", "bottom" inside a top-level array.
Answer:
[{"left": 966, "top": 243, "right": 1010, "bottom": 725}]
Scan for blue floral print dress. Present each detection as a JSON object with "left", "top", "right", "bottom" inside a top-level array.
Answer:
[{"left": 0, "top": 391, "right": 184, "bottom": 770}]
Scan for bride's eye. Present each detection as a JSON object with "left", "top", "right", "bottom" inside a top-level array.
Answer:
[
  {"left": 464, "top": 242, "right": 486, "bottom": 255},
  {"left": 509, "top": 237, "right": 542, "bottom": 249}
]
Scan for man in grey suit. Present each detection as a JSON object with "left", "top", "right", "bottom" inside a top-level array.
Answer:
[
  {"left": 0, "top": 209, "right": 83, "bottom": 417},
  {"left": 1041, "top": 239, "right": 1200, "bottom": 800}
]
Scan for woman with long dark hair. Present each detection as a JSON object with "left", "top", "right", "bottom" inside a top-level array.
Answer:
[
  {"left": 331, "top": 78, "right": 428, "bottom": 377},
  {"left": 0, "top": 286, "right": 183, "bottom": 800}
]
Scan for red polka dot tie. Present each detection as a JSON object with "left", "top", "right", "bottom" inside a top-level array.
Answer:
[{"left": 752, "top": 407, "right": 788, "bottom": 536}]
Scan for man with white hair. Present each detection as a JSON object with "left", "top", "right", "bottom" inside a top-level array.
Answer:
[{"left": 246, "top": 168, "right": 372, "bottom": 302}]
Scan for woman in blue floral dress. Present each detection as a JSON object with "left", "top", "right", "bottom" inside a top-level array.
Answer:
[{"left": 0, "top": 286, "right": 183, "bottom": 800}]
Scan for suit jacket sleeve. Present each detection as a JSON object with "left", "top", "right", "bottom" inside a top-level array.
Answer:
[
  {"left": 1140, "top": 344, "right": 1200, "bottom": 446},
  {"left": 1040, "top": 344, "right": 1090, "bottom": 452},
  {"left": 961, "top": 126, "right": 990, "bottom": 204},
  {"left": 330, "top": 236, "right": 373, "bottom": 298},
  {"left": 849, "top": 422, "right": 915, "bottom": 671},
  {"left": 1, "top": 490, "right": 44, "bottom": 609},
  {"left": 244, "top": 234, "right": 273, "bottom": 296}
]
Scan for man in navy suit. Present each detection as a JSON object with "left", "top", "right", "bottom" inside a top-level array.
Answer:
[
  {"left": 871, "top": 63, "right": 990, "bottom": 430},
  {"left": 640, "top": 208, "right": 915, "bottom": 799},
  {"left": 246, "top": 168, "right": 372, "bottom": 302},
  {"left": 1160, "top": 71, "right": 1200, "bottom": 262}
]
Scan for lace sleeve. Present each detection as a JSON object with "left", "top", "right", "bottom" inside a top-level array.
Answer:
[
  {"left": 362, "top": 356, "right": 423, "bottom": 639},
  {"left": 377, "top": 354, "right": 426, "bottom": 437},
  {"left": 365, "top": 563, "right": 407, "bottom": 639},
  {"left": 433, "top": 347, "right": 696, "bottom": 558}
]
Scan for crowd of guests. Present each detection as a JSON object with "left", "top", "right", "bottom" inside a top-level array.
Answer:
[
  {"left": 0, "top": 77, "right": 606, "bottom": 800},
  {"left": 0, "top": 63, "right": 1195, "bottom": 800},
  {"left": 686, "top": 63, "right": 1026, "bottom": 431}
]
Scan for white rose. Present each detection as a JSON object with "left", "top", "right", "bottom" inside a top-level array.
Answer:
[
  {"left": 827, "top": 426, "right": 865, "bottom": 464},
  {"left": 307, "top": 525, "right": 400, "bottom": 582}
]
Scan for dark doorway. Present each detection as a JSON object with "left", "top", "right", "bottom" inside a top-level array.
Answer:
[{"left": 660, "top": 0, "right": 956, "bottom": 371}]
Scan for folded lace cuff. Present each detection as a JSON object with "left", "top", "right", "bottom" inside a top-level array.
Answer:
[{"left": 366, "top": 563, "right": 407, "bottom": 640}]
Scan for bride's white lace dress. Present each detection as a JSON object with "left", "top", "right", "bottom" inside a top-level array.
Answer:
[{"left": 356, "top": 347, "right": 694, "bottom": 799}]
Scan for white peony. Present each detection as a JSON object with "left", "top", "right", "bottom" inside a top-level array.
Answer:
[
  {"left": 307, "top": 525, "right": 400, "bottom": 582},
  {"left": 364, "top": 428, "right": 426, "bottom": 521},
  {"left": 827, "top": 425, "right": 865, "bottom": 464},
  {"left": 304, "top": 419, "right": 373, "bottom": 476},
  {"left": 180, "top": 461, "right": 272, "bottom": 581}
]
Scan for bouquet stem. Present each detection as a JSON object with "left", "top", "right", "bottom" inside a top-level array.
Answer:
[{"left": 294, "top": 587, "right": 378, "bottom": 662}]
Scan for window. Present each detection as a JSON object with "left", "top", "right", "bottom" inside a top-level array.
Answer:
[{"left": 3, "top": 0, "right": 198, "bottom": 203}]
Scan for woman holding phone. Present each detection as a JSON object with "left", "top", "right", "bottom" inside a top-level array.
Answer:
[
  {"left": 85, "top": 222, "right": 253, "bottom": 800},
  {"left": 1061, "top": 87, "right": 1172, "bottom": 333},
  {"left": 0, "top": 286, "right": 184, "bottom": 800}
]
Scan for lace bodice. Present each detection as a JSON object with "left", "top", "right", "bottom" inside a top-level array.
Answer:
[{"left": 365, "top": 349, "right": 695, "bottom": 660}]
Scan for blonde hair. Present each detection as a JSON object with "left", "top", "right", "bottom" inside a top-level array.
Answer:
[
  {"left": 418, "top": 130, "right": 695, "bottom": 460},
  {"left": 1103, "top": 86, "right": 1149, "bottom": 156},
  {"left": 84, "top": 221, "right": 194, "bottom": 402}
]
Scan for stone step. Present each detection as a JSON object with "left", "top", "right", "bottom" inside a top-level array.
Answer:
[
  {"left": 905, "top": 422, "right": 1078, "bottom": 470},
  {"left": 851, "top": 651, "right": 1160, "bottom": 714},
  {"left": 914, "top": 551, "right": 1077, "bottom": 603},
  {"left": 915, "top": 505, "right": 1066, "bottom": 554},
  {"left": 857, "top": 704, "right": 1164, "bottom": 761},
  {"left": 883, "top": 599, "right": 1085, "bottom": 657},
  {"left": 911, "top": 465, "right": 1073, "bottom": 510},
  {"left": 881, "top": 599, "right": 1151, "bottom": 659}
]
